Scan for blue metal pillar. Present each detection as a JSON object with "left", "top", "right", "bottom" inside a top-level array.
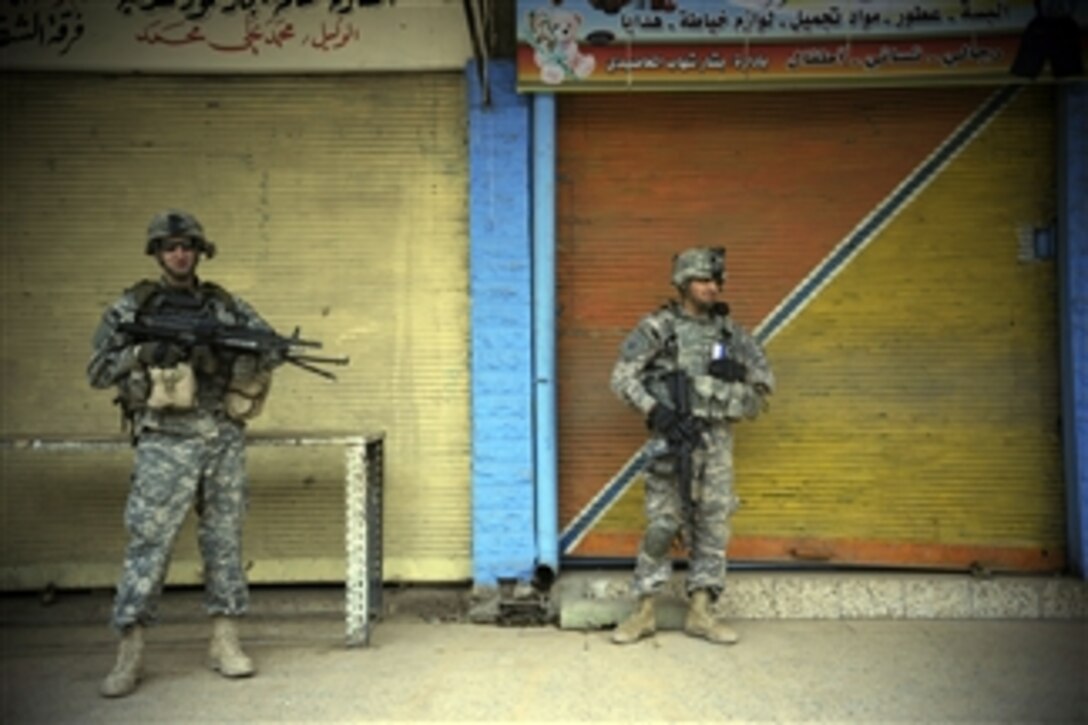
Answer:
[
  {"left": 468, "top": 60, "right": 536, "bottom": 585},
  {"left": 1058, "top": 82, "right": 1088, "bottom": 578},
  {"left": 532, "top": 92, "right": 559, "bottom": 582}
]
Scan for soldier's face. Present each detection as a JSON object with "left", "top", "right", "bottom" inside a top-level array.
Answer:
[
  {"left": 684, "top": 277, "right": 721, "bottom": 311},
  {"left": 158, "top": 237, "right": 198, "bottom": 283}
]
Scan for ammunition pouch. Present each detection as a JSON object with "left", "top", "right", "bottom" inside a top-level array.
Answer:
[
  {"left": 691, "top": 375, "right": 770, "bottom": 421},
  {"left": 113, "top": 367, "right": 151, "bottom": 419},
  {"left": 224, "top": 356, "right": 273, "bottom": 421},
  {"left": 146, "top": 363, "right": 197, "bottom": 410}
]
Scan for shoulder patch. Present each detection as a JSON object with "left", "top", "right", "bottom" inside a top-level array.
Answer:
[{"left": 619, "top": 327, "right": 655, "bottom": 360}]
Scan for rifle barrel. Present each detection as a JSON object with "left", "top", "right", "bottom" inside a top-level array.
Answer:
[
  {"left": 287, "top": 357, "right": 338, "bottom": 380},
  {"left": 289, "top": 354, "right": 350, "bottom": 365}
]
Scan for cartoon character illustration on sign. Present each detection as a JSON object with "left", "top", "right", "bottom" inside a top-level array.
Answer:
[{"left": 527, "top": 6, "right": 596, "bottom": 85}]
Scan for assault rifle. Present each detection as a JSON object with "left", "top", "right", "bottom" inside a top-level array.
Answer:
[
  {"left": 118, "top": 313, "right": 350, "bottom": 380},
  {"left": 558, "top": 370, "right": 705, "bottom": 554},
  {"left": 663, "top": 370, "right": 705, "bottom": 545}
]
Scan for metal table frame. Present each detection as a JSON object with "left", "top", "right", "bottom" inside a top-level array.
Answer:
[{"left": 1, "top": 431, "right": 384, "bottom": 646}]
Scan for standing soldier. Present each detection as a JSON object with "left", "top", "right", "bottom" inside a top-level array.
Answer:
[
  {"left": 609, "top": 246, "right": 774, "bottom": 645},
  {"left": 88, "top": 210, "right": 282, "bottom": 697}
]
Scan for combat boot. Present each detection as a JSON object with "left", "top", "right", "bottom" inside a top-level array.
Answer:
[
  {"left": 684, "top": 589, "right": 739, "bottom": 644},
  {"left": 610, "top": 597, "right": 656, "bottom": 644},
  {"left": 208, "top": 616, "right": 256, "bottom": 678},
  {"left": 99, "top": 625, "right": 144, "bottom": 698}
]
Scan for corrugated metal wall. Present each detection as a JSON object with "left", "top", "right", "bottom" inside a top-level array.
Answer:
[
  {"left": 0, "top": 72, "right": 470, "bottom": 589},
  {"left": 557, "top": 86, "right": 1064, "bottom": 571}
]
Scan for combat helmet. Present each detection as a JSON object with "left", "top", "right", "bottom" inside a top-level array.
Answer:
[
  {"left": 671, "top": 246, "right": 725, "bottom": 289},
  {"left": 145, "top": 209, "right": 217, "bottom": 258}
]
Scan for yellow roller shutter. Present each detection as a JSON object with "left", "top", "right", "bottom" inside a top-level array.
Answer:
[{"left": 0, "top": 72, "right": 470, "bottom": 589}]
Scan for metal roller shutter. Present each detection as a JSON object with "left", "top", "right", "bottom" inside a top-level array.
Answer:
[
  {"left": 557, "top": 86, "right": 1063, "bottom": 572},
  {"left": 0, "top": 72, "right": 470, "bottom": 589}
]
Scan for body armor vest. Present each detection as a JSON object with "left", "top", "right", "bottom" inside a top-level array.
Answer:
[
  {"left": 644, "top": 306, "right": 750, "bottom": 422},
  {"left": 129, "top": 280, "right": 242, "bottom": 413}
]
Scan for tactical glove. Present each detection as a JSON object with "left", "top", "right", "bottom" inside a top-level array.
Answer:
[
  {"left": 189, "top": 344, "right": 219, "bottom": 374},
  {"left": 137, "top": 341, "right": 187, "bottom": 368},
  {"left": 232, "top": 354, "right": 260, "bottom": 380},
  {"left": 708, "top": 358, "right": 748, "bottom": 383},
  {"left": 647, "top": 403, "right": 678, "bottom": 436},
  {"left": 647, "top": 404, "right": 702, "bottom": 446}
]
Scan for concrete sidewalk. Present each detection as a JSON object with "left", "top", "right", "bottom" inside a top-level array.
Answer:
[{"left": 2, "top": 583, "right": 1086, "bottom": 723}]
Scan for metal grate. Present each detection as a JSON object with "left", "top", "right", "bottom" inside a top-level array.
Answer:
[{"left": 345, "top": 436, "right": 385, "bottom": 646}]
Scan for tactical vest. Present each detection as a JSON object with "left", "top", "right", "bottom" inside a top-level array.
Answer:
[
  {"left": 128, "top": 278, "right": 237, "bottom": 318},
  {"left": 645, "top": 303, "right": 751, "bottom": 422},
  {"left": 125, "top": 279, "right": 242, "bottom": 413}
]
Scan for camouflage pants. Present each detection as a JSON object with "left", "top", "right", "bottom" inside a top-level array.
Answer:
[
  {"left": 632, "top": 424, "right": 739, "bottom": 600},
  {"left": 111, "top": 423, "right": 249, "bottom": 631}
]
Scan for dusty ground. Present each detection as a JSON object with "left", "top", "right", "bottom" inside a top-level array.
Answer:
[{"left": 2, "top": 586, "right": 1086, "bottom": 723}]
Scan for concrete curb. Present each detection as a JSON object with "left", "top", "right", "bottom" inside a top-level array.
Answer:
[
  {"left": 557, "top": 571, "right": 1088, "bottom": 629},
  {"left": 0, "top": 585, "right": 469, "bottom": 628},
  {"left": 4, "top": 573, "right": 1084, "bottom": 631}
]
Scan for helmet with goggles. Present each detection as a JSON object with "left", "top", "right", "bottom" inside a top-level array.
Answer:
[
  {"left": 671, "top": 246, "right": 725, "bottom": 289},
  {"left": 145, "top": 209, "right": 217, "bottom": 258}
]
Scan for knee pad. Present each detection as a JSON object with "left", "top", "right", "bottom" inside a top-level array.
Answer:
[{"left": 644, "top": 522, "right": 677, "bottom": 558}]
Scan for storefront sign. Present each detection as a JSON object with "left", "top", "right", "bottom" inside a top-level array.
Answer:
[
  {"left": 1, "top": 0, "right": 471, "bottom": 72},
  {"left": 515, "top": 0, "right": 1087, "bottom": 91}
]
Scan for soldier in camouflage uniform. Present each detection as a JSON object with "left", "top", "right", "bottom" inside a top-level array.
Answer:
[
  {"left": 88, "top": 210, "right": 283, "bottom": 697},
  {"left": 609, "top": 246, "right": 774, "bottom": 645}
]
